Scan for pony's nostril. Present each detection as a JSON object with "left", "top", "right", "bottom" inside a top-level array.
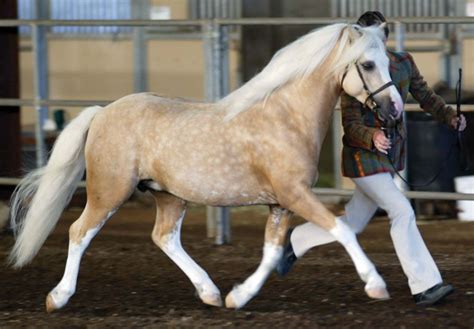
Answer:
[{"left": 389, "top": 102, "right": 399, "bottom": 118}]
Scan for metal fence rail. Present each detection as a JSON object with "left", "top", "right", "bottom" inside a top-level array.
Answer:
[
  {"left": 1, "top": 98, "right": 474, "bottom": 112},
  {"left": 2, "top": 17, "right": 474, "bottom": 26},
  {"left": 1, "top": 177, "right": 473, "bottom": 201}
]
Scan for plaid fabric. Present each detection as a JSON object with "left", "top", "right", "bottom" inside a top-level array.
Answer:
[{"left": 341, "top": 50, "right": 457, "bottom": 178}]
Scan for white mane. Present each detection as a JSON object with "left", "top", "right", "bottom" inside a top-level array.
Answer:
[{"left": 219, "top": 23, "right": 386, "bottom": 120}]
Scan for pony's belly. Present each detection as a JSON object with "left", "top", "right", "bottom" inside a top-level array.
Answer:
[
  {"left": 164, "top": 178, "right": 278, "bottom": 207},
  {"left": 150, "top": 154, "right": 277, "bottom": 206},
  {"left": 181, "top": 190, "right": 278, "bottom": 207}
]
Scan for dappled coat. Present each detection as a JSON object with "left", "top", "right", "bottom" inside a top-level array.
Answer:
[{"left": 340, "top": 50, "right": 457, "bottom": 178}]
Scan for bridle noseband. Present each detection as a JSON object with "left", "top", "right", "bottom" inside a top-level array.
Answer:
[{"left": 341, "top": 63, "right": 395, "bottom": 113}]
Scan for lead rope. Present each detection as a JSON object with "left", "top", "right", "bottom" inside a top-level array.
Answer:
[
  {"left": 385, "top": 68, "right": 466, "bottom": 188},
  {"left": 456, "top": 69, "right": 470, "bottom": 171}
]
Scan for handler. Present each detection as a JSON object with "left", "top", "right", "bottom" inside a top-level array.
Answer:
[{"left": 276, "top": 11, "right": 467, "bottom": 306}]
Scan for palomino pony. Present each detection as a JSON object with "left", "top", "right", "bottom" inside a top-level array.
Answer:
[{"left": 10, "top": 23, "right": 403, "bottom": 312}]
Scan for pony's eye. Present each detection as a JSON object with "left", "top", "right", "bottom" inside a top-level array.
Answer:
[{"left": 361, "top": 61, "right": 375, "bottom": 71}]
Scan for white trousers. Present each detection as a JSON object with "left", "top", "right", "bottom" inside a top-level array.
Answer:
[{"left": 291, "top": 172, "right": 442, "bottom": 294}]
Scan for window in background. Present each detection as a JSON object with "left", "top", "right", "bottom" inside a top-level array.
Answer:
[{"left": 18, "top": 0, "right": 132, "bottom": 35}]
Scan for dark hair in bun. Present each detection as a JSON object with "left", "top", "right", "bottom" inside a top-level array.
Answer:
[{"left": 357, "top": 11, "right": 389, "bottom": 38}]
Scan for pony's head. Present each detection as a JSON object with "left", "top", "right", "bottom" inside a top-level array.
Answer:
[
  {"left": 220, "top": 23, "right": 403, "bottom": 124},
  {"left": 337, "top": 24, "right": 403, "bottom": 127}
]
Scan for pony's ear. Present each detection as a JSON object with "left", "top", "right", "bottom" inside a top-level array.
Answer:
[
  {"left": 347, "top": 24, "right": 362, "bottom": 43},
  {"left": 378, "top": 22, "right": 388, "bottom": 41}
]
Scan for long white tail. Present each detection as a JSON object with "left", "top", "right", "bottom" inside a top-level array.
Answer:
[{"left": 9, "top": 106, "right": 102, "bottom": 268}]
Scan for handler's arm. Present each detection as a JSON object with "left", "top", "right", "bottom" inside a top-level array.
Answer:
[
  {"left": 407, "top": 53, "right": 457, "bottom": 125},
  {"left": 341, "top": 92, "right": 378, "bottom": 151}
]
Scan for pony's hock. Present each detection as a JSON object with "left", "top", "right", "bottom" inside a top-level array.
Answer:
[{"left": 9, "top": 23, "right": 402, "bottom": 311}]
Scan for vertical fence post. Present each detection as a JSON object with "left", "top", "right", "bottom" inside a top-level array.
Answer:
[
  {"left": 132, "top": 0, "right": 149, "bottom": 93},
  {"left": 203, "top": 21, "right": 216, "bottom": 239},
  {"left": 216, "top": 22, "right": 231, "bottom": 245},
  {"left": 394, "top": 21, "right": 409, "bottom": 191},
  {"left": 395, "top": 21, "right": 405, "bottom": 52},
  {"left": 0, "top": 0, "right": 21, "bottom": 182},
  {"left": 331, "top": 110, "right": 342, "bottom": 189},
  {"left": 203, "top": 19, "right": 231, "bottom": 245},
  {"left": 32, "top": 0, "right": 50, "bottom": 168}
]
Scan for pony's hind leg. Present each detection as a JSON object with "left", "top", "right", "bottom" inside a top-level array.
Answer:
[
  {"left": 225, "top": 206, "right": 291, "bottom": 309},
  {"left": 150, "top": 191, "right": 222, "bottom": 307},
  {"left": 46, "top": 165, "right": 135, "bottom": 313},
  {"left": 45, "top": 204, "right": 117, "bottom": 312}
]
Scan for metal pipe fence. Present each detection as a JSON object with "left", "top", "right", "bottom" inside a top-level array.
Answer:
[
  {"left": 1, "top": 177, "right": 473, "bottom": 201},
  {"left": 1, "top": 17, "right": 473, "bottom": 243},
  {"left": 1, "top": 98, "right": 474, "bottom": 111},
  {"left": 2, "top": 16, "right": 474, "bottom": 26}
]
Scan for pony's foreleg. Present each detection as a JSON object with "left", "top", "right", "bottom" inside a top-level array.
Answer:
[
  {"left": 150, "top": 192, "right": 222, "bottom": 307},
  {"left": 46, "top": 205, "right": 115, "bottom": 313},
  {"left": 279, "top": 186, "right": 389, "bottom": 300},
  {"left": 225, "top": 206, "right": 291, "bottom": 309},
  {"left": 329, "top": 217, "right": 389, "bottom": 299}
]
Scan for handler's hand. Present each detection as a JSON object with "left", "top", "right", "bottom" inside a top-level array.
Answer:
[
  {"left": 451, "top": 114, "right": 467, "bottom": 131},
  {"left": 372, "top": 130, "right": 391, "bottom": 154}
]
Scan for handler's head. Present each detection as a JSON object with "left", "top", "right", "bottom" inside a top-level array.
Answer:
[{"left": 357, "top": 11, "right": 389, "bottom": 39}]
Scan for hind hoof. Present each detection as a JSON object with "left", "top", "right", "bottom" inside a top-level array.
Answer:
[
  {"left": 46, "top": 294, "right": 57, "bottom": 313},
  {"left": 366, "top": 287, "right": 390, "bottom": 300},
  {"left": 201, "top": 293, "right": 223, "bottom": 307}
]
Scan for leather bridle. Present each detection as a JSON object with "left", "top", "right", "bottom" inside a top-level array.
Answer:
[{"left": 341, "top": 63, "right": 395, "bottom": 113}]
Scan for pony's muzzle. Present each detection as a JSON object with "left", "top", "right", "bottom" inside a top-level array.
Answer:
[
  {"left": 376, "top": 97, "right": 402, "bottom": 128},
  {"left": 389, "top": 102, "right": 401, "bottom": 120}
]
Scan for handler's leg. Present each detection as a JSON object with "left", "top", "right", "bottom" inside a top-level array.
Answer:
[
  {"left": 353, "top": 173, "right": 442, "bottom": 294},
  {"left": 291, "top": 186, "right": 378, "bottom": 258}
]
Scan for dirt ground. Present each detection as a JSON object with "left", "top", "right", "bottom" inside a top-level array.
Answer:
[{"left": 0, "top": 203, "right": 473, "bottom": 328}]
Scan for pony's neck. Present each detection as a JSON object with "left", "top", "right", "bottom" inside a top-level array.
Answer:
[{"left": 267, "top": 69, "right": 341, "bottom": 138}]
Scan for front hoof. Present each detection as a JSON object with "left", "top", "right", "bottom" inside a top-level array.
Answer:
[
  {"left": 225, "top": 285, "right": 253, "bottom": 309},
  {"left": 225, "top": 291, "right": 238, "bottom": 309},
  {"left": 365, "top": 286, "right": 390, "bottom": 300},
  {"left": 201, "top": 293, "right": 223, "bottom": 307},
  {"left": 46, "top": 294, "right": 57, "bottom": 313}
]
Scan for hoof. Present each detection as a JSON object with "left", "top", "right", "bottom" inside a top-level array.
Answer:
[
  {"left": 45, "top": 294, "right": 57, "bottom": 313},
  {"left": 366, "top": 286, "right": 390, "bottom": 300},
  {"left": 225, "top": 286, "right": 253, "bottom": 309},
  {"left": 225, "top": 292, "right": 238, "bottom": 309},
  {"left": 201, "top": 293, "right": 223, "bottom": 307}
]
